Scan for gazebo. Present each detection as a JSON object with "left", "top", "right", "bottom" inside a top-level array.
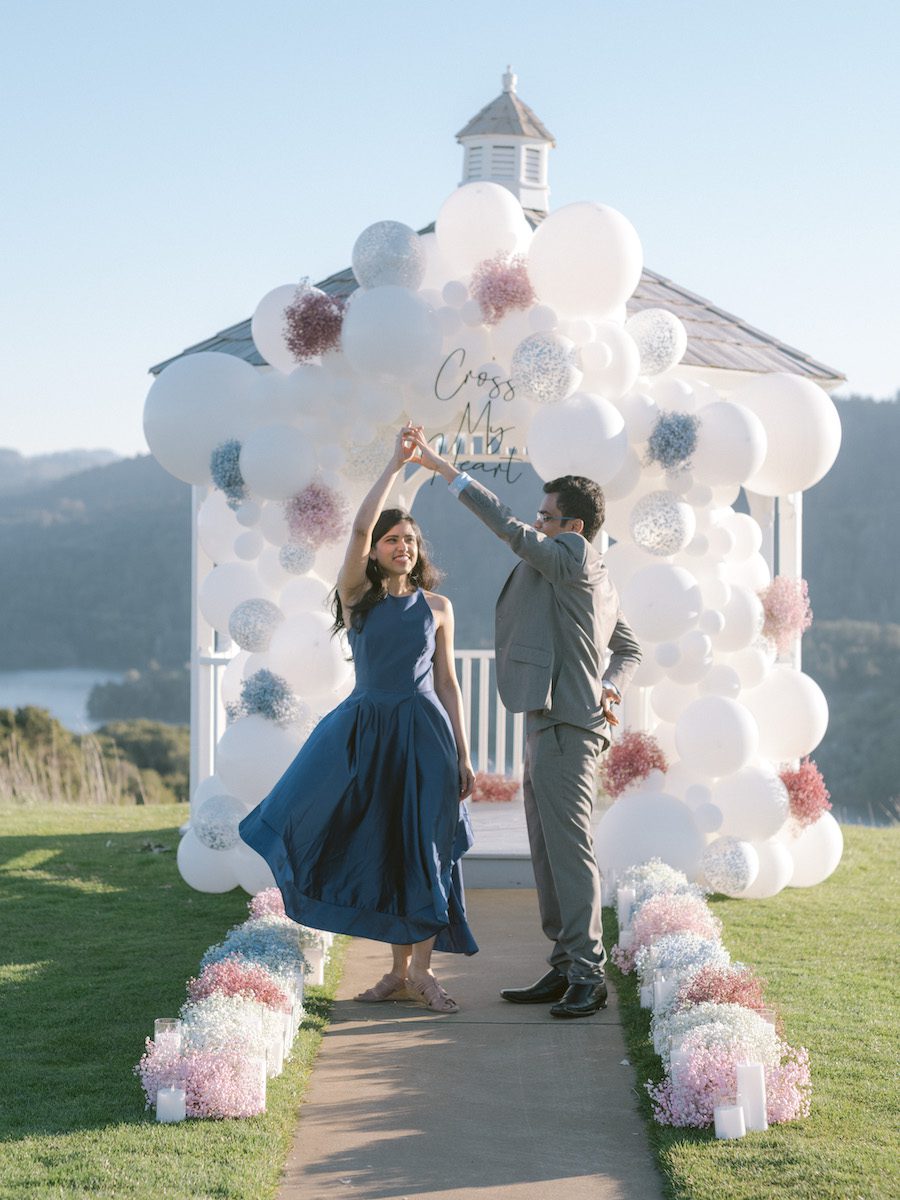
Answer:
[{"left": 151, "top": 72, "right": 844, "bottom": 884}]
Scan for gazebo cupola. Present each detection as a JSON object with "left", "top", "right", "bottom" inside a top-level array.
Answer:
[{"left": 456, "top": 68, "right": 555, "bottom": 213}]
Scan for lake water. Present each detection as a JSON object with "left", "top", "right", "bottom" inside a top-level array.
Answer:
[{"left": 0, "top": 669, "right": 125, "bottom": 732}]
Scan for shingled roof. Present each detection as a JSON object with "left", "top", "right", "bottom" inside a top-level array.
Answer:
[
  {"left": 150, "top": 216, "right": 844, "bottom": 385},
  {"left": 456, "top": 86, "right": 556, "bottom": 145}
]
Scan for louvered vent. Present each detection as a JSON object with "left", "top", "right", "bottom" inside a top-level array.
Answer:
[{"left": 491, "top": 145, "right": 516, "bottom": 177}]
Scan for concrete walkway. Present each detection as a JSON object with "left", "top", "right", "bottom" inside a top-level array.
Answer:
[{"left": 279, "top": 890, "right": 666, "bottom": 1200}]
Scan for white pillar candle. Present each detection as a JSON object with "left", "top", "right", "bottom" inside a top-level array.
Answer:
[
  {"left": 305, "top": 945, "right": 325, "bottom": 986},
  {"left": 639, "top": 983, "right": 653, "bottom": 1008},
  {"left": 616, "top": 886, "right": 636, "bottom": 929},
  {"left": 653, "top": 975, "right": 676, "bottom": 1010},
  {"left": 247, "top": 1055, "right": 267, "bottom": 1112},
  {"left": 713, "top": 1102, "right": 746, "bottom": 1139},
  {"left": 670, "top": 1043, "right": 689, "bottom": 1086},
  {"left": 156, "top": 1085, "right": 186, "bottom": 1123},
  {"left": 281, "top": 1008, "right": 294, "bottom": 1057},
  {"left": 320, "top": 930, "right": 334, "bottom": 951},
  {"left": 736, "top": 1062, "right": 768, "bottom": 1132},
  {"left": 266, "top": 1033, "right": 284, "bottom": 1078},
  {"left": 617, "top": 927, "right": 635, "bottom": 950},
  {"left": 292, "top": 966, "right": 306, "bottom": 1006}
]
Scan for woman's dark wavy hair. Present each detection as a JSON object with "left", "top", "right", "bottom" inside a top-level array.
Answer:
[{"left": 331, "top": 508, "right": 443, "bottom": 635}]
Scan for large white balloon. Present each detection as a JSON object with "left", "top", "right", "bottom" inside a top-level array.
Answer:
[
  {"left": 594, "top": 791, "right": 706, "bottom": 880},
  {"left": 742, "top": 667, "right": 829, "bottom": 761},
  {"left": 713, "top": 765, "right": 790, "bottom": 840},
  {"left": 143, "top": 352, "right": 265, "bottom": 484},
  {"left": 341, "top": 286, "right": 442, "bottom": 379},
  {"left": 199, "top": 563, "right": 272, "bottom": 635},
  {"left": 197, "top": 489, "right": 242, "bottom": 562},
  {"left": 733, "top": 373, "right": 842, "bottom": 495},
  {"left": 675, "top": 696, "right": 759, "bottom": 776},
  {"left": 690, "top": 401, "right": 767, "bottom": 486},
  {"left": 528, "top": 202, "right": 643, "bottom": 319},
  {"left": 269, "top": 611, "right": 353, "bottom": 697},
  {"left": 239, "top": 425, "right": 317, "bottom": 501},
  {"left": 784, "top": 812, "right": 844, "bottom": 887},
  {"left": 215, "top": 714, "right": 302, "bottom": 803},
  {"left": 622, "top": 564, "right": 703, "bottom": 642},
  {"left": 527, "top": 392, "right": 627, "bottom": 483},
  {"left": 434, "top": 182, "right": 531, "bottom": 276},
  {"left": 176, "top": 829, "right": 239, "bottom": 893}
]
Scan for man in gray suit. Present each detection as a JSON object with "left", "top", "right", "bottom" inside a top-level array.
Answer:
[{"left": 411, "top": 431, "right": 642, "bottom": 1017}]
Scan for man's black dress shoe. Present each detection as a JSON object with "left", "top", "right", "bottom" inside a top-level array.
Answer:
[
  {"left": 549, "top": 980, "right": 608, "bottom": 1018},
  {"left": 500, "top": 968, "right": 569, "bottom": 1004}
]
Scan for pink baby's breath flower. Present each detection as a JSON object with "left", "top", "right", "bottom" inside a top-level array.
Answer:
[
  {"left": 759, "top": 576, "right": 813, "bottom": 656},
  {"left": 471, "top": 774, "right": 521, "bottom": 803},
  {"left": 284, "top": 481, "right": 350, "bottom": 549},
  {"left": 249, "top": 887, "right": 287, "bottom": 919},
  {"left": 676, "top": 964, "right": 772, "bottom": 1022},
  {"left": 616, "top": 892, "right": 722, "bottom": 974},
  {"left": 600, "top": 730, "right": 668, "bottom": 799},
  {"left": 283, "top": 289, "right": 345, "bottom": 362},
  {"left": 470, "top": 254, "right": 536, "bottom": 325},
  {"left": 780, "top": 757, "right": 831, "bottom": 827},
  {"left": 186, "top": 957, "right": 291, "bottom": 1012}
]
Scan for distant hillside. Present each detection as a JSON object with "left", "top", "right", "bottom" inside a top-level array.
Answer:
[
  {"left": 0, "top": 447, "right": 120, "bottom": 496},
  {"left": 0, "top": 455, "right": 191, "bottom": 669}
]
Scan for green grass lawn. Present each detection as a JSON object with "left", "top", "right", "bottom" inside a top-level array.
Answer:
[
  {"left": 608, "top": 823, "right": 900, "bottom": 1200},
  {"left": 0, "top": 804, "right": 346, "bottom": 1200}
]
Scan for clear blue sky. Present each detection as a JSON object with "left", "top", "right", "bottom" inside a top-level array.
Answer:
[{"left": 2, "top": 0, "right": 897, "bottom": 456}]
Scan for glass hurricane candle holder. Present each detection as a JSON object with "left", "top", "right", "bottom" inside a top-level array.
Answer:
[
  {"left": 154, "top": 1018, "right": 183, "bottom": 1053},
  {"left": 713, "top": 1090, "right": 746, "bottom": 1139}
]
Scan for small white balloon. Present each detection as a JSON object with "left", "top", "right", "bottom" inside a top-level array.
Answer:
[
  {"left": 713, "top": 765, "right": 790, "bottom": 840},
  {"left": 737, "top": 838, "right": 794, "bottom": 898},
  {"left": 234, "top": 530, "right": 263, "bottom": 560},
  {"left": 581, "top": 323, "right": 642, "bottom": 401},
  {"left": 714, "top": 584, "right": 765, "bottom": 652},
  {"left": 690, "top": 401, "right": 767, "bottom": 487},
  {"left": 269, "top": 611, "right": 353, "bottom": 697},
  {"left": 234, "top": 840, "right": 278, "bottom": 895},
  {"left": 258, "top": 502, "right": 292, "bottom": 547},
  {"left": 699, "top": 664, "right": 742, "bottom": 698}
]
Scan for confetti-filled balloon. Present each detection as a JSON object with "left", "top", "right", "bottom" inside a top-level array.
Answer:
[
  {"left": 228, "top": 598, "right": 284, "bottom": 653},
  {"left": 510, "top": 332, "right": 581, "bottom": 404},
  {"left": 279, "top": 542, "right": 316, "bottom": 575},
  {"left": 625, "top": 308, "right": 688, "bottom": 375},
  {"left": 701, "top": 836, "right": 760, "bottom": 896},
  {"left": 352, "top": 221, "right": 426, "bottom": 290},
  {"left": 194, "top": 794, "right": 250, "bottom": 851},
  {"left": 629, "top": 490, "right": 697, "bottom": 556}
]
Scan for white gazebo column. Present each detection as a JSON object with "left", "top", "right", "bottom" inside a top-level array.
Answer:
[
  {"left": 777, "top": 491, "right": 804, "bottom": 670},
  {"left": 190, "top": 485, "right": 231, "bottom": 798},
  {"left": 746, "top": 492, "right": 776, "bottom": 576}
]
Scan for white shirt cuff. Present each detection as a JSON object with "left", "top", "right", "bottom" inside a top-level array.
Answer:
[{"left": 448, "top": 472, "right": 472, "bottom": 498}]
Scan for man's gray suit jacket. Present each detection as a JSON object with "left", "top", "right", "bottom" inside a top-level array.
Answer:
[{"left": 457, "top": 478, "right": 642, "bottom": 739}]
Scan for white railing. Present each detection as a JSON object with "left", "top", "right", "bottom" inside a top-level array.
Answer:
[{"left": 454, "top": 649, "right": 526, "bottom": 777}]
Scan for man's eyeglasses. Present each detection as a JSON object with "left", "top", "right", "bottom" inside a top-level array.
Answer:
[{"left": 536, "top": 511, "right": 574, "bottom": 524}]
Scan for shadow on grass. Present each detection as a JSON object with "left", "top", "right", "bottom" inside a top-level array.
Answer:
[{"left": 0, "top": 826, "right": 251, "bottom": 1139}]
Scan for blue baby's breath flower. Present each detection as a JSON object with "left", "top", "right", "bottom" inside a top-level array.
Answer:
[
  {"left": 646, "top": 412, "right": 700, "bottom": 471},
  {"left": 210, "top": 439, "right": 248, "bottom": 509}
]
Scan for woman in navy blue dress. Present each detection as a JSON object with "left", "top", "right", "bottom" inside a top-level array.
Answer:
[{"left": 239, "top": 425, "right": 477, "bottom": 1012}]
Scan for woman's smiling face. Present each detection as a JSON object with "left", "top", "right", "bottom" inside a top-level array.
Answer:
[{"left": 371, "top": 521, "right": 420, "bottom": 577}]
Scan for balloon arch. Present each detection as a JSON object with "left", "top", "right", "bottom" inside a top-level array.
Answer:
[{"left": 144, "top": 181, "right": 843, "bottom": 901}]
